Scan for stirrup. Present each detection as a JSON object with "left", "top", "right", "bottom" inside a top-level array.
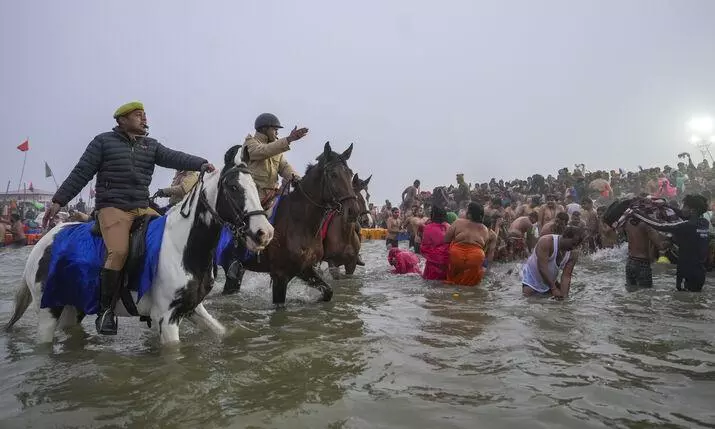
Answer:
[{"left": 95, "top": 309, "right": 118, "bottom": 335}]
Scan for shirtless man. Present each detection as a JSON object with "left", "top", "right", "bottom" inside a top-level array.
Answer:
[
  {"left": 521, "top": 226, "right": 583, "bottom": 298},
  {"left": 540, "top": 212, "right": 569, "bottom": 235},
  {"left": 580, "top": 197, "right": 600, "bottom": 252},
  {"left": 386, "top": 207, "right": 403, "bottom": 249},
  {"left": 508, "top": 212, "right": 539, "bottom": 258},
  {"left": 516, "top": 196, "right": 541, "bottom": 218},
  {"left": 483, "top": 215, "right": 503, "bottom": 266},
  {"left": 538, "top": 194, "right": 561, "bottom": 229},
  {"left": 623, "top": 211, "right": 665, "bottom": 288},
  {"left": 569, "top": 211, "right": 587, "bottom": 229},
  {"left": 597, "top": 206, "right": 618, "bottom": 248},
  {"left": 401, "top": 180, "right": 421, "bottom": 212},
  {"left": 504, "top": 200, "right": 520, "bottom": 224},
  {"left": 406, "top": 205, "right": 428, "bottom": 253}
]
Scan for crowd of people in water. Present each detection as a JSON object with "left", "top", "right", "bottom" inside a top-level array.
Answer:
[{"left": 377, "top": 151, "right": 715, "bottom": 296}]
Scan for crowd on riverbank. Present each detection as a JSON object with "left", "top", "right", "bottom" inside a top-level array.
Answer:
[{"left": 377, "top": 152, "right": 715, "bottom": 293}]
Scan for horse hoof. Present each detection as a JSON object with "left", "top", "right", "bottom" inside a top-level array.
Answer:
[
  {"left": 274, "top": 303, "right": 287, "bottom": 310},
  {"left": 322, "top": 289, "right": 333, "bottom": 302}
]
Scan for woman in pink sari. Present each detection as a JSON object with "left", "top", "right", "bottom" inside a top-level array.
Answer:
[
  {"left": 388, "top": 247, "right": 421, "bottom": 274},
  {"left": 420, "top": 206, "right": 450, "bottom": 280}
]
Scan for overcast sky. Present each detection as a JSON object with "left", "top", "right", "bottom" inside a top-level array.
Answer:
[{"left": 2, "top": 0, "right": 715, "bottom": 205}]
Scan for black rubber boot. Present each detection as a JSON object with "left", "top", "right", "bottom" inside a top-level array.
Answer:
[
  {"left": 95, "top": 269, "right": 120, "bottom": 335},
  {"left": 222, "top": 261, "right": 245, "bottom": 295}
]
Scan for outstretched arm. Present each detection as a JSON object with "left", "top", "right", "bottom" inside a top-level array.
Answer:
[{"left": 53, "top": 138, "right": 103, "bottom": 206}]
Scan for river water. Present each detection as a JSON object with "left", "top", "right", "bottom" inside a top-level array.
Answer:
[{"left": 0, "top": 241, "right": 714, "bottom": 428}]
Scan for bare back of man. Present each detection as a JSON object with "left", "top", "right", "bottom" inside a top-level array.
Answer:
[
  {"left": 447, "top": 218, "right": 489, "bottom": 248},
  {"left": 540, "top": 220, "right": 560, "bottom": 236},
  {"left": 624, "top": 219, "right": 665, "bottom": 287},
  {"left": 509, "top": 216, "right": 534, "bottom": 237}
]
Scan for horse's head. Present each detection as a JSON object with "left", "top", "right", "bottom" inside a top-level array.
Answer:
[
  {"left": 201, "top": 149, "right": 273, "bottom": 251},
  {"left": 302, "top": 142, "right": 360, "bottom": 221},
  {"left": 353, "top": 173, "right": 372, "bottom": 227}
]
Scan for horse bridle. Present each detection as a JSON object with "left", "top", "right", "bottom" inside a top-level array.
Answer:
[
  {"left": 297, "top": 158, "right": 357, "bottom": 214},
  {"left": 180, "top": 165, "right": 266, "bottom": 243}
]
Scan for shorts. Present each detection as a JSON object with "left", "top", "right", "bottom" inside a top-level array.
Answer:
[
  {"left": 626, "top": 256, "right": 652, "bottom": 287},
  {"left": 386, "top": 238, "right": 399, "bottom": 248}
]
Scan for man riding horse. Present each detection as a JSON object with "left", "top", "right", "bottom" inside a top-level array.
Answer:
[
  {"left": 43, "top": 101, "right": 215, "bottom": 336},
  {"left": 243, "top": 113, "right": 308, "bottom": 210}
]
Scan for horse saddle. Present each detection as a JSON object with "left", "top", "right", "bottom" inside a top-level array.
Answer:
[{"left": 90, "top": 214, "right": 158, "bottom": 293}]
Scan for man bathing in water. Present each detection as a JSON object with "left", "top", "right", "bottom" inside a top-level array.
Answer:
[
  {"left": 401, "top": 180, "right": 421, "bottom": 212},
  {"left": 406, "top": 205, "right": 427, "bottom": 253},
  {"left": 444, "top": 202, "right": 490, "bottom": 286},
  {"left": 538, "top": 194, "right": 562, "bottom": 229},
  {"left": 521, "top": 226, "right": 584, "bottom": 298},
  {"left": 540, "top": 212, "right": 569, "bottom": 235},
  {"left": 507, "top": 212, "right": 539, "bottom": 259},
  {"left": 623, "top": 207, "right": 665, "bottom": 288},
  {"left": 386, "top": 207, "right": 403, "bottom": 248}
]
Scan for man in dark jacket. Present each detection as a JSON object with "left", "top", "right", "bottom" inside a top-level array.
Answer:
[{"left": 44, "top": 101, "right": 215, "bottom": 335}]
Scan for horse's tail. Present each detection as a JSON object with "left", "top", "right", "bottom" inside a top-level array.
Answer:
[{"left": 5, "top": 278, "right": 32, "bottom": 331}]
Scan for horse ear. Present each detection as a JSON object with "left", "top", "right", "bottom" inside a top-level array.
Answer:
[
  {"left": 352, "top": 173, "right": 360, "bottom": 186},
  {"left": 341, "top": 143, "right": 354, "bottom": 161},
  {"left": 224, "top": 145, "right": 242, "bottom": 166},
  {"left": 323, "top": 141, "right": 332, "bottom": 157},
  {"left": 364, "top": 174, "right": 372, "bottom": 186}
]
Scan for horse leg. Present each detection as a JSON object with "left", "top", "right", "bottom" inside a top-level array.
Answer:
[
  {"left": 299, "top": 267, "right": 333, "bottom": 302},
  {"left": 344, "top": 260, "right": 357, "bottom": 276},
  {"left": 222, "top": 261, "right": 245, "bottom": 295},
  {"left": 57, "top": 305, "right": 79, "bottom": 329},
  {"left": 156, "top": 311, "right": 181, "bottom": 345},
  {"left": 186, "top": 303, "right": 227, "bottom": 338},
  {"left": 328, "top": 261, "right": 341, "bottom": 279},
  {"left": 37, "top": 307, "right": 62, "bottom": 343},
  {"left": 271, "top": 274, "right": 289, "bottom": 307}
]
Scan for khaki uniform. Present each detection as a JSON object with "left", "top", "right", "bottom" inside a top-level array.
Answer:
[
  {"left": 97, "top": 207, "right": 159, "bottom": 270},
  {"left": 163, "top": 171, "right": 199, "bottom": 206},
  {"left": 242, "top": 132, "right": 299, "bottom": 205}
]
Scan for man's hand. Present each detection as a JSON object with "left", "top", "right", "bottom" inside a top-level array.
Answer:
[
  {"left": 43, "top": 203, "right": 61, "bottom": 229},
  {"left": 290, "top": 174, "right": 302, "bottom": 185},
  {"left": 287, "top": 126, "right": 309, "bottom": 143},
  {"left": 201, "top": 163, "right": 216, "bottom": 173},
  {"left": 154, "top": 189, "right": 168, "bottom": 198}
]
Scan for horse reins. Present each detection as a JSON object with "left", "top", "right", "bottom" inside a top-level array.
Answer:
[
  {"left": 180, "top": 166, "right": 266, "bottom": 243},
  {"left": 296, "top": 158, "right": 357, "bottom": 215}
]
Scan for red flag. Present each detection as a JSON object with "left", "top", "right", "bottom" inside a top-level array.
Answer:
[
  {"left": 28, "top": 182, "right": 34, "bottom": 192},
  {"left": 16, "top": 139, "right": 29, "bottom": 152}
]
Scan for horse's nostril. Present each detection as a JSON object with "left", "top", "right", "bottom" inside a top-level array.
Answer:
[{"left": 256, "top": 230, "right": 265, "bottom": 240}]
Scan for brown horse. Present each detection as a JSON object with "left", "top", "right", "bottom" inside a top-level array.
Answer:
[
  {"left": 219, "top": 142, "right": 360, "bottom": 305},
  {"left": 323, "top": 173, "right": 371, "bottom": 277}
]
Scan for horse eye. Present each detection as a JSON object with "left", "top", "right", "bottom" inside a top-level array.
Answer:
[{"left": 231, "top": 185, "right": 238, "bottom": 191}]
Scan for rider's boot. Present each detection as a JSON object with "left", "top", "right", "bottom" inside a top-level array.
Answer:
[
  {"left": 223, "top": 261, "right": 245, "bottom": 295},
  {"left": 95, "top": 268, "right": 120, "bottom": 335}
]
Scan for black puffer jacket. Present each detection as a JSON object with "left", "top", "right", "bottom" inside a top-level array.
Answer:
[{"left": 53, "top": 127, "right": 207, "bottom": 211}]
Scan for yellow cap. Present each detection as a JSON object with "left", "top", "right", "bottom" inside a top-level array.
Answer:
[{"left": 113, "top": 101, "right": 144, "bottom": 118}]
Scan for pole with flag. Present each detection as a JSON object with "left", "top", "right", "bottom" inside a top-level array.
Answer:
[
  {"left": 45, "top": 161, "right": 59, "bottom": 189},
  {"left": 16, "top": 138, "right": 29, "bottom": 192}
]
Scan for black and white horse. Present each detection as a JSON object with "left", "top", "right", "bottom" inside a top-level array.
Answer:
[{"left": 6, "top": 161, "right": 273, "bottom": 345}]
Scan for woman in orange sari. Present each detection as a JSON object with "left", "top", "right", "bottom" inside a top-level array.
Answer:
[{"left": 444, "top": 202, "right": 490, "bottom": 286}]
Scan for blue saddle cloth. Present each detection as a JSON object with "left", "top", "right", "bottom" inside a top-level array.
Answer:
[
  {"left": 215, "top": 196, "right": 281, "bottom": 266},
  {"left": 40, "top": 217, "right": 167, "bottom": 314}
]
